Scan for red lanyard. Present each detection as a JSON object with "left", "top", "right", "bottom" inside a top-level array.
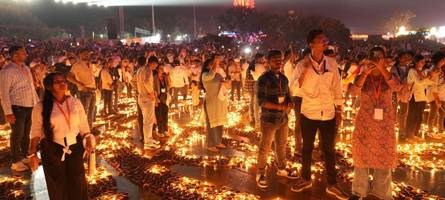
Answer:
[
  {"left": 55, "top": 98, "right": 71, "bottom": 130},
  {"left": 370, "top": 76, "right": 382, "bottom": 100}
]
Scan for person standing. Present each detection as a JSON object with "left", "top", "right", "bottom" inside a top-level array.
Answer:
[
  {"left": 290, "top": 30, "right": 348, "bottom": 199},
  {"left": 390, "top": 52, "right": 413, "bottom": 139},
  {"left": 405, "top": 55, "right": 439, "bottom": 140},
  {"left": 136, "top": 56, "right": 160, "bottom": 149},
  {"left": 169, "top": 60, "right": 189, "bottom": 108},
  {"left": 284, "top": 48, "right": 303, "bottom": 155},
  {"left": 201, "top": 57, "right": 228, "bottom": 153},
  {"left": 350, "top": 47, "right": 404, "bottom": 200},
  {"left": 28, "top": 72, "right": 95, "bottom": 200},
  {"left": 190, "top": 59, "right": 202, "bottom": 108},
  {"left": 426, "top": 52, "right": 445, "bottom": 135},
  {"left": 67, "top": 49, "right": 96, "bottom": 129},
  {"left": 255, "top": 50, "right": 297, "bottom": 189},
  {"left": 154, "top": 67, "right": 170, "bottom": 136},
  {"left": 100, "top": 61, "right": 114, "bottom": 115},
  {"left": 131, "top": 56, "right": 146, "bottom": 142},
  {"left": 228, "top": 59, "right": 242, "bottom": 101},
  {"left": 0, "top": 46, "right": 40, "bottom": 172}
]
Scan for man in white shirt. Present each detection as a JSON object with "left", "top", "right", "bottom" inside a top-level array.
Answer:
[
  {"left": 0, "top": 46, "right": 39, "bottom": 171},
  {"left": 169, "top": 61, "right": 189, "bottom": 108},
  {"left": 136, "top": 56, "right": 160, "bottom": 149},
  {"left": 290, "top": 30, "right": 348, "bottom": 199},
  {"left": 283, "top": 49, "right": 303, "bottom": 155},
  {"left": 67, "top": 49, "right": 96, "bottom": 129}
]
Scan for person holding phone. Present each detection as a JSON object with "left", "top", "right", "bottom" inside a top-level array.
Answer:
[
  {"left": 200, "top": 56, "right": 228, "bottom": 153},
  {"left": 349, "top": 47, "right": 405, "bottom": 200}
]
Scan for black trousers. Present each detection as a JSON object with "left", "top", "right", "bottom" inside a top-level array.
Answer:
[
  {"left": 10, "top": 105, "right": 33, "bottom": 163},
  {"left": 40, "top": 138, "right": 88, "bottom": 200},
  {"left": 406, "top": 98, "right": 426, "bottom": 138},
  {"left": 102, "top": 89, "right": 113, "bottom": 114},
  {"left": 301, "top": 114, "right": 337, "bottom": 185},
  {"left": 155, "top": 103, "right": 169, "bottom": 134},
  {"left": 293, "top": 96, "right": 303, "bottom": 155}
]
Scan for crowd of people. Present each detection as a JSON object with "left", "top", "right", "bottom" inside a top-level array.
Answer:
[{"left": 1, "top": 28, "right": 445, "bottom": 200}]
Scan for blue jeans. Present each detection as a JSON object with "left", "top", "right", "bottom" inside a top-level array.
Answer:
[{"left": 79, "top": 91, "right": 96, "bottom": 129}]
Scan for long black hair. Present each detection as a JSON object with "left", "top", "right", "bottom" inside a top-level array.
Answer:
[{"left": 41, "top": 72, "right": 64, "bottom": 140}]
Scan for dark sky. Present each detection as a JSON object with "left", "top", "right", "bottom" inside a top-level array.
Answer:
[
  {"left": 26, "top": 0, "right": 445, "bottom": 34},
  {"left": 256, "top": 0, "right": 445, "bottom": 34}
]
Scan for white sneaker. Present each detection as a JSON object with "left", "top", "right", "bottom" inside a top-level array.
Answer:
[
  {"left": 11, "top": 161, "right": 29, "bottom": 172},
  {"left": 276, "top": 169, "right": 299, "bottom": 179}
]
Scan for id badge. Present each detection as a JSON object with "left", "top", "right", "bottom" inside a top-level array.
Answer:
[
  {"left": 374, "top": 108, "right": 383, "bottom": 120},
  {"left": 161, "top": 88, "right": 166, "bottom": 93},
  {"left": 278, "top": 96, "right": 285, "bottom": 103}
]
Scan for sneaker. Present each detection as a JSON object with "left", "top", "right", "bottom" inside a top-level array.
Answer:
[
  {"left": 291, "top": 179, "right": 312, "bottom": 192},
  {"left": 276, "top": 169, "right": 299, "bottom": 179},
  {"left": 11, "top": 161, "right": 29, "bottom": 172},
  {"left": 256, "top": 173, "right": 268, "bottom": 188},
  {"left": 144, "top": 141, "right": 161, "bottom": 149},
  {"left": 326, "top": 185, "right": 349, "bottom": 200}
]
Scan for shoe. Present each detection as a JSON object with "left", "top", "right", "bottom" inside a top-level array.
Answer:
[
  {"left": 144, "top": 141, "right": 161, "bottom": 149},
  {"left": 11, "top": 161, "right": 29, "bottom": 172},
  {"left": 290, "top": 179, "right": 312, "bottom": 192},
  {"left": 256, "top": 173, "right": 268, "bottom": 188},
  {"left": 348, "top": 195, "right": 362, "bottom": 200},
  {"left": 215, "top": 143, "right": 227, "bottom": 149},
  {"left": 276, "top": 169, "right": 299, "bottom": 179},
  {"left": 326, "top": 185, "right": 349, "bottom": 200},
  {"left": 21, "top": 158, "right": 30, "bottom": 164},
  {"left": 207, "top": 147, "right": 220, "bottom": 153}
]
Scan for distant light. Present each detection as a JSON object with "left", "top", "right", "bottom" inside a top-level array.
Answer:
[
  {"left": 244, "top": 47, "right": 252, "bottom": 54},
  {"left": 100, "top": 34, "right": 104, "bottom": 38},
  {"left": 175, "top": 35, "right": 183, "bottom": 41},
  {"left": 194, "top": 48, "right": 198, "bottom": 52},
  {"left": 255, "top": 46, "right": 260, "bottom": 50}
]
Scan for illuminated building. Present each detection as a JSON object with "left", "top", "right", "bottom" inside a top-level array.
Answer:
[{"left": 233, "top": 0, "right": 255, "bottom": 9}]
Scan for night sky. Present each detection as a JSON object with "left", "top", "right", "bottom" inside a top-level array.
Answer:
[{"left": 24, "top": 0, "right": 445, "bottom": 34}]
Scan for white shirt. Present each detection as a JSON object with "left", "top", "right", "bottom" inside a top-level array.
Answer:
[
  {"left": 283, "top": 60, "right": 295, "bottom": 96},
  {"left": 70, "top": 60, "right": 96, "bottom": 89},
  {"left": 407, "top": 68, "right": 434, "bottom": 102},
  {"left": 170, "top": 65, "right": 189, "bottom": 88},
  {"left": 251, "top": 63, "right": 267, "bottom": 81},
  {"left": 0, "top": 62, "right": 39, "bottom": 115},
  {"left": 136, "top": 67, "right": 155, "bottom": 102},
  {"left": 31, "top": 97, "right": 90, "bottom": 147},
  {"left": 291, "top": 55, "right": 343, "bottom": 121},
  {"left": 100, "top": 68, "right": 113, "bottom": 90}
]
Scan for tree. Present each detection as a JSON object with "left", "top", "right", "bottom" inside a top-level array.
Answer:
[
  {"left": 0, "top": 3, "right": 66, "bottom": 39},
  {"left": 385, "top": 10, "right": 416, "bottom": 35}
]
